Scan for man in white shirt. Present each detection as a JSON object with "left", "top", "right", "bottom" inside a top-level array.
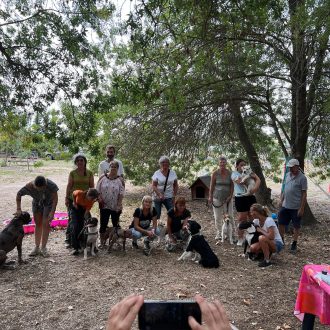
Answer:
[{"left": 98, "top": 145, "right": 124, "bottom": 178}]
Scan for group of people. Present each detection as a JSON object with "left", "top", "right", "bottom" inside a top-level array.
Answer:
[{"left": 14, "top": 143, "right": 308, "bottom": 267}]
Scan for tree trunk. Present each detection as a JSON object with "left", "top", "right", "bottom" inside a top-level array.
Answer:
[{"left": 229, "top": 100, "right": 272, "bottom": 206}]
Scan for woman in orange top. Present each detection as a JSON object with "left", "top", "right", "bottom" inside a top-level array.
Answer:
[{"left": 71, "top": 188, "right": 99, "bottom": 255}]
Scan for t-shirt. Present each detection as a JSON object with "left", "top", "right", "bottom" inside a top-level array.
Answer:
[
  {"left": 133, "top": 207, "right": 157, "bottom": 229},
  {"left": 17, "top": 179, "right": 59, "bottom": 208},
  {"left": 253, "top": 217, "right": 283, "bottom": 243},
  {"left": 283, "top": 171, "right": 307, "bottom": 209},
  {"left": 167, "top": 208, "right": 191, "bottom": 233},
  {"left": 231, "top": 170, "right": 247, "bottom": 197},
  {"left": 96, "top": 176, "right": 124, "bottom": 210},
  {"left": 152, "top": 169, "right": 178, "bottom": 199},
  {"left": 98, "top": 159, "right": 124, "bottom": 177},
  {"left": 69, "top": 169, "right": 93, "bottom": 199},
  {"left": 73, "top": 190, "right": 95, "bottom": 211}
]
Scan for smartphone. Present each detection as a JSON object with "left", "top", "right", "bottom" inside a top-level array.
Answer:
[{"left": 138, "top": 300, "right": 201, "bottom": 330}]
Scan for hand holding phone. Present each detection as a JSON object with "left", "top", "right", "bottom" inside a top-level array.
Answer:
[{"left": 138, "top": 300, "right": 201, "bottom": 330}]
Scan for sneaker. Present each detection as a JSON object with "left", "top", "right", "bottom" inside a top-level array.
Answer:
[
  {"left": 132, "top": 241, "right": 139, "bottom": 249},
  {"left": 290, "top": 241, "right": 297, "bottom": 254},
  {"left": 29, "top": 247, "right": 40, "bottom": 257},
  {"left": 40, "top": 247, "right": 50, "bottom": 258},
  {"left": 258, "top": 260, "right": 272, "bottom": 268},
  {"left": 236, "top": 239, "right": 244, "bottom": 246},
  {"left": 72, "top": 250, "right": 80, "bottom": 256}
]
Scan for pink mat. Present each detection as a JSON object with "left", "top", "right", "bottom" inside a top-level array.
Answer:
[{"left": 3, "top": 211, "right": 69, "bottom": 234}]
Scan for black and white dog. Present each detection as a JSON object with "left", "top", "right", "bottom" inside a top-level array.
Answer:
[
  {"left": 178, "top": 220, "right": 219, "bottom": 268},
  {"left": 79, "top": 217, "right": 98, "bottom": 260},
  {"left": 238, "top": 221, "right": 262, "bottom": 259}
]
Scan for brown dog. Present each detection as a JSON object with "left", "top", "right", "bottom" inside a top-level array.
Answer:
[{"left": 105, "top": 227, "right": 132, "bottom": 253}]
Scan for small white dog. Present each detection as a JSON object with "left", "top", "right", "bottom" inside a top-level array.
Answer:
[
  {"left": 81, "top": 218, "right": 98, "bottom": 260},
  {"left": 221, "top": 214, "right": 234, "bottom": 244},
  {"left": 240, "top": 166, "right": 256, "bottom": 196}
]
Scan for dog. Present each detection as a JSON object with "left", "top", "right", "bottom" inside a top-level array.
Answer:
[
  {"left": 106, "top": 226, "right": 132, "bottom": 253},
  {"left": 178, "top": 220, "right": 219, "bottom": 268},
  {"left": 79, "top": 217, "right": 98, "bottom": 260},
  {"left": 0, "top": 212, "right": 31, "bottom": 269},
  {"left": 221, "top": 214, "right": 234, "bottom": 244},
  {"left": 240, "top": 166, "right": 256, "bottom": 196},
  {"left": 238, "top": 221, "right": 262, "bottom": 259}
]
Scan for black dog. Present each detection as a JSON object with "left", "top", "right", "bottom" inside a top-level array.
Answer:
[
  {"left": 0, "top": 212, "right": 31, "bottom": 269},
  {"left": 178, "top": 220, "right": 219, "bottom": 268},
  {"left": 239, "top": 221, "right": 263, "bottom": 259}
]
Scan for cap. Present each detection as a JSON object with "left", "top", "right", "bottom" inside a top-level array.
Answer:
[
  {"left": 73, "top": 153, "right": 87, "bottom": 164},
  {"left": 287, "top": 159, "right": 299, "bottom": 167}
]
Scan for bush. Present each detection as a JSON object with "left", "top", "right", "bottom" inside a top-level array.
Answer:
[
  {"left": 33, "top": 160, "right": 44, "bottom": 168},
  {"left": 0, "top": 159, "right": 6, "bottom": 167}
]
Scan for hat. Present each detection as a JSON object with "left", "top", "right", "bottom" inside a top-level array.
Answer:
[
  {"left": 73, "top": 153, "right": 87, "bottom": 164},
  {"left": 287, "top": 159, "right": 299, "bottom": 167}
]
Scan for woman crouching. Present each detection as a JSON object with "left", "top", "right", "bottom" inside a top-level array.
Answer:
[
  {"left": 130, "top": 195, "right": 160, "bottom": 256},
  {"left": 249, "top": 203, "right": 284, "bottom": 268}
]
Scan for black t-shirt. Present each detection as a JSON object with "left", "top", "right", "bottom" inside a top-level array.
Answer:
[
  {"left": 132, "top": 207, "right": 157, "bottom": 229},
  {"left": 167, "top": 208, "right": 191, "bottom": 233}
]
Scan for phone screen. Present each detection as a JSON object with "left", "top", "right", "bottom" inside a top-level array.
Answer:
[{"left": 138, "top": 300, "right": 201, "bottom": 330}]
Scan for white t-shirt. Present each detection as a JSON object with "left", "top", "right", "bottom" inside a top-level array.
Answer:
[
  {"left": 152, "top": 169, "right": 178, "bottom": 199},
  {"left": 231, "top": 170, "right": 247, "bottom": 196},
  {"left": 98, "top": 159, "right": 124, "bottom": 177},
  {"left": 253, "top": 217, "right": 283, "bottom": 243}
]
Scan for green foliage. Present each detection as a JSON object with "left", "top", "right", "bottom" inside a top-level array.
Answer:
[{"left": 33, "top": 160, "right": 44, "bottom": 168}]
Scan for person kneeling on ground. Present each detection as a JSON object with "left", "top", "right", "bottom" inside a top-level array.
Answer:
[
  {"left": 130, "top": 195, "right": 160, "bottom": 256},
  {"left": 249, "top": 203, "right": 284, "bottom": 268},
  {"left": 166, "top": 196, "right": 191, "bottom": 252},
  {"left": 71, "top": 188, "right": 99, "bottom": 256}
]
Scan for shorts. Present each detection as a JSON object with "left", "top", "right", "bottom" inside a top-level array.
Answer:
[
  {"left": 278, "top": 207, "right": 301, "bottom": 229},
  {"left": 275, "top": 240, "right": 284, "bottom": 253},
  {"left": 32, "top": 202, "right": 52, "bottom": 220},
  {"left": 234, "top": 195, "right": 257, "bottom": 212}
]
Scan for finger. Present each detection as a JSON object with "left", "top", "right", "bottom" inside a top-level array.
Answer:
[
  {"left": 195, "top": 294, "right": 215, "bottom": 325},
  {"left": 213, "top": 300, "right": 230, "bottom": 328},
  {"left": 109, "top": 295, "right": 136, "bottom": 319},
  {"left": 123, "top": 295, "right": 144, "bottom": 325},
  {"left": 188, "top": 316, "right": 202, "bottom": 330}
]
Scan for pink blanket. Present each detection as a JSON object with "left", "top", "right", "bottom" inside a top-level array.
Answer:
[{"left": 294, "top": 264, "right": 330, "bottom": 325}]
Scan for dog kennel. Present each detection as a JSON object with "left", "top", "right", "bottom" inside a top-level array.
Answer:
[{"left": 190, "top": 175, "right": 211, "bottom": 200}]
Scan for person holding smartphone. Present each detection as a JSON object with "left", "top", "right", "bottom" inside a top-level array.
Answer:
[{"left": 106, "top": 294, "right": 232, "bottom": 330}]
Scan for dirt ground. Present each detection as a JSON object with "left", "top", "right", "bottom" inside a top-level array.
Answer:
[{"left": 0, "top": 161, "right": 329, "bottom": 330}]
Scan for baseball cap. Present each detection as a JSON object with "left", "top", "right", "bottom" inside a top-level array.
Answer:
[{"left": 287, "top": 159, "right": 299, "bottom": 167}]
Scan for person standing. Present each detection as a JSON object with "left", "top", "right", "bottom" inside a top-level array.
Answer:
[
  {"left": 208, "top": 157, "right": 234, "bottom": 240},
  {"left": 16, "top": 176, "right": 58, "bottom": 257},
  {"left": 231, "top": 158, "right": 260, "bottom": 246},
  {"left": 98, "top": 145, "right": 124, "bottom": 179},
  {"left": 278, "top": 159, "right": 307, "bottom": 254},
  {"left": 97, "top": 160, "right": 125, "bottom": 248},
  {"left": 151, "top": 156, "right": 178, "bottom": 219},
  {"left": 65, "top": 153, "right": 94, "bottom": 248}
]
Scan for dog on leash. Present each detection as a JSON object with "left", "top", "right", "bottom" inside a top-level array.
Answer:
[
  {"left": 178, "top": 220, "right": 219, "bottom": 268},
  {"left": 238, "top": 221, "right": 262, "bottom": 259},
  {"left": 79, "top": 217, "right": 98, "bottom": 260},
  {"left": 240, "top": 166, "right": 256, "bottom": 196},
  {"left": 0, "top": 212, "right": 31, "bottom": 269},
  {"left": 106, "top": 226, "right": 132, "bottom": 253},
  {"left": 221, "top": 214, "right": 234, "bottom": 244}
]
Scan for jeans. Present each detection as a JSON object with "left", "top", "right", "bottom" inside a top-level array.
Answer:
[
  {"left": 153, "top": 198, "right": 173, "bottom": 219},
  {"left": 70, "top": 206, "right": 85, "bottom": 250},
  {"left": 130, "top": 227, "right": 160, "bottom": 241}
]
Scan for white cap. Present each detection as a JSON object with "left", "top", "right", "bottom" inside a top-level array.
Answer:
[{"left": 287, "top": 159, "right": 299, "bottom": 167}]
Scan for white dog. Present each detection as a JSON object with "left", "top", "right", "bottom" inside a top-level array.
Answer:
[
  {"left": 240, "top": 166, "right": 256, "bottom": 196},
  {"left": 221, "top": 214, "right": 234, "bottom": 244}
]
